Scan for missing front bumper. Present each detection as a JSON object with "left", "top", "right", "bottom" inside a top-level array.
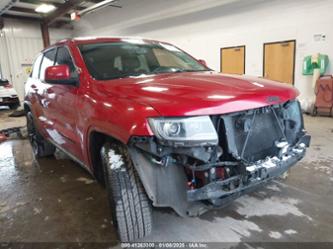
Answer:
[
  {"left": 187, "top": 134, "right": 310, "bottom": 203},
  {"left": 129, "top": 132, "right": 310, "bottom": 217}
]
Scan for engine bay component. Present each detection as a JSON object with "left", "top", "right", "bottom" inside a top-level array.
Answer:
[{"left": 129, "top": 100, "right": 310, "bottom": 216}]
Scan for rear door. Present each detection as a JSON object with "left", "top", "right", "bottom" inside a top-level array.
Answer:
[
  {"left": 42, "top": 46, "right": 82, "bottom": 159},
  {"left": 28, "top": 49, "right": 56, "bottom": 136}
]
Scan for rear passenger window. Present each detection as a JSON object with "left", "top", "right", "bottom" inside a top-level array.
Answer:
[
  {"left": 31, "top": 54, "right": 43, "bottom": 79},
  {"left": 40, "top": 48, "right": 56, "bottom": 81},
  {"left": 55, "top": 47, "right": 77, "bottom": 77}
]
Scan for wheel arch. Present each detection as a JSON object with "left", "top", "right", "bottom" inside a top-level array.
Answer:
[
  {"left": 88, "top": 129, "right": 125, "bottom": 186},
  {"left": 23, "top": 101, "right": 31, "bottom": 112}
]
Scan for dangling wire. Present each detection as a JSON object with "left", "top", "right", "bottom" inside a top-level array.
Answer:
[
  {"left": 270, "top": 106, "right": 288, "bottom": 141},
  {"left": 240, "top": 110, "right": 257, "bottom": 159}
]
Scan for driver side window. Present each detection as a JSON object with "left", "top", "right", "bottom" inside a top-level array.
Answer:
[
  {"left": 55, "top": 47, "right": 77, "bottom": 77},
  {"left": 40, "top": 48, "right": 56, "bottom": 81}
]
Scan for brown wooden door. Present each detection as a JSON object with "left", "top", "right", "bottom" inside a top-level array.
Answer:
[
  {"left": 220, "top": 46, "right": 245, "bottom": 74},
  {"left": 263, "top": 40, "right": 295, "bottom": 84}
]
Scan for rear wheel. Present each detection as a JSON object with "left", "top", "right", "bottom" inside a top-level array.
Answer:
[
  {"left": 100, "top": 142, "right": 152, "bottom": 242},
  {"left": 26, "top": 111, "right": 55, "bottom": 157}
]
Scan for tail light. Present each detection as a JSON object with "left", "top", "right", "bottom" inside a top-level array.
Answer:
[{"left": 4, "top": 84, "right": 12, "bottom": 88}]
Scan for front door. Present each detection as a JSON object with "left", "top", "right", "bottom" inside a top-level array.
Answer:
[
  {"left": 220, "top": 46, "right": 245, "bottom": 74},
  {"left": 41, "top": 46, "right": 82, "bottom": 160},
  {"left": 263, "top": 40, "right": 295, "bottom": 84},
  {"left": 33, "top": 49, "right": 57, "bottom": 135}
]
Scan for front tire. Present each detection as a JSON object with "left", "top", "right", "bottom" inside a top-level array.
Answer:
[
  {"left": 100, "top": 142, "right": 152, "bottom": 242},
  {"left": 26, "top": 111, "right": 55, "bottom": 158}
]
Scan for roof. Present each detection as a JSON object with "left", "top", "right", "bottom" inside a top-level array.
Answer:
[{"left": 54, "top": 36, "right": 168, "bottom": 45}]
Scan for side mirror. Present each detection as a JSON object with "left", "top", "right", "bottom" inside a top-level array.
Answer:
[
  {"left": 45, "top": 65, "right": 78, "bottom": 85},
  {"left": 198, "top": 59, "right": 207, "bottom": 67}
]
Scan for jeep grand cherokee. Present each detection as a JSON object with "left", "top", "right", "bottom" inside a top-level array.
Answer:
[{"left": 24, "top": 37, "right": 310, "bottom": 242}]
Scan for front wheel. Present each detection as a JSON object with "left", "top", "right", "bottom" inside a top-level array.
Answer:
[
  {"left": 26, "top": 111, "right": 55, "bottom": 158},
  {"left": 100, "top": 142, "right": 152, "bottom": 242}
]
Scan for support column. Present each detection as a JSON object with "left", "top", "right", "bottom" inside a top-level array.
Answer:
[
  {"left": 0, "top": 17, "right": 4, "bottom": 30},
  {"left": 40, "top": 22, "right": 50, "bottom": 48}
]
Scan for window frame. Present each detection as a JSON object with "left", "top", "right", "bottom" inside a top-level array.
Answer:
[
  {"left": 78, "top": 42, "right": 210, "bottom": 81},
  {"left": 54, "top": 46, "right": 78, "bottom": 78},
  {"left": 38, "top": 45, "right": 79, "bottom": 84},
  {"left": 39, "top": 47, "right": 57, "bottom": 81},
  {"left": 31, "top": 53, "right": 44, "bottom": 79}
]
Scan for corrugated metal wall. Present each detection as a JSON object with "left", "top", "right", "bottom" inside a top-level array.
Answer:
[
  {"left": 0, "top": 34, "right": 43, "bottom": 101},
  {"left": 0, "top": 18, "right": 72, "bottom": 103}
]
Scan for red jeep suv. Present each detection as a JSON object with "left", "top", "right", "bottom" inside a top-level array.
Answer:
[{"left": 25, "top": 37, "right": 310, "bottom": 241}]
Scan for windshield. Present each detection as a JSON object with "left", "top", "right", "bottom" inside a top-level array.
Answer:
[{"left": 79, "top": 41, "right": 209, "bottom": 80}]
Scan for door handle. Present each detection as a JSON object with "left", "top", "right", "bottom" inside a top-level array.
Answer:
[{"left": 45, "top": 88, "right": 54, "bottom": 94}]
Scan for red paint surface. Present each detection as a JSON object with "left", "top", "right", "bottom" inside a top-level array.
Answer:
[
  {"left": 45, "top": 65, "right": 70, "bottom": 81},
  {"left": 25, "top": 37, "right": 299, "bottom": 171}
]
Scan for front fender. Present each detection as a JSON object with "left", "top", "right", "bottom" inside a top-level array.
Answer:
[
  {"left": 85, "top": 99, "right": 159, "bottom": 143},
  {"left": 81, "top": 95, "right": 160, "bottom": 167}
]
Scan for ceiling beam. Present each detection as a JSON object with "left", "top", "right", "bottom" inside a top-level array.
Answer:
[
  {"left": 2, "top": 14, "right": 70, "bottom": 27},
  {"left": 41, "top": 22, "right": 50, "bottom": 47},
  {"left": 19, "top": 0, "right": 86, "bottom": 11},
  {"left": 85, "top": 0, "right": 122, "bottom": 8},
  {"left": 0, "top": 17, "right": 4, "bottom": 29},
  {"left": 10, "top": 6, "right": 39, "bottom": 14},
  {"left": 9, "top": 6, "right": 71, "bottom": 19},
  {"left": 20, "top": 0, "right": 67, "bottom": 8},
  {"left": 44, "top": 0, "right": 85, "bottom": 25},
  {"left": 108, "top": 4, "right": 122, "bottom": 8},
  {"left": 87, "top": 0, "right": 120, "bottom": 7},
  {"left": 2, "top": 13, "right": 42, "bottom": 22}
]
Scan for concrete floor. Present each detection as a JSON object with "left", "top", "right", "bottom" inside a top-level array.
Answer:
[{"left": 0, "top": 108, "right": 333, "bottom": 247}]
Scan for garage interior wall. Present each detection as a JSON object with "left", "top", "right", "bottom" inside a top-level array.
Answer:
[
  {"left": 74, "top": 0, "right": 333, "bottom": 111},
  {"left": 0, "top": 18, "right": 73, "bottom": 101}
]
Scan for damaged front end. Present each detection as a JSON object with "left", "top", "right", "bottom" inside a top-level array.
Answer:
[{"left": 128, "top": 100, "right": 310, "bottom": 216}]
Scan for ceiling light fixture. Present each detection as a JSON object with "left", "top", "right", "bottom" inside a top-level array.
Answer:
[
  {"left": 70, "top": 11, "right": 80, "bottom": 21},
  {"left": 35, "top": 4, "right": 56, "bottom": 14}
]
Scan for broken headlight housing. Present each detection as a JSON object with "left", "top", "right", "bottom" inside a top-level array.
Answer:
[{"left": 148, "top": 116, "right": 218, "bottom": 146}]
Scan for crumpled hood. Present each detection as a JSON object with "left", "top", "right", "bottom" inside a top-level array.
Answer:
[{"left": 97, "top": 72, "right": 299, "bottom": 116}]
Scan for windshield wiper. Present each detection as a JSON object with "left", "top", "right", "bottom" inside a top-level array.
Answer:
[
  {"left": 173, "top": 69, "right": 187, "bottom": 73},
  {"left": 183, "top": 69, "right": 213, "bottom": 72}
]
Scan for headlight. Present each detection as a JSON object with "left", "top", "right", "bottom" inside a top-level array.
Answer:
[{"left": 148, "top": 116, "right": 218, "bottom": 146}]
